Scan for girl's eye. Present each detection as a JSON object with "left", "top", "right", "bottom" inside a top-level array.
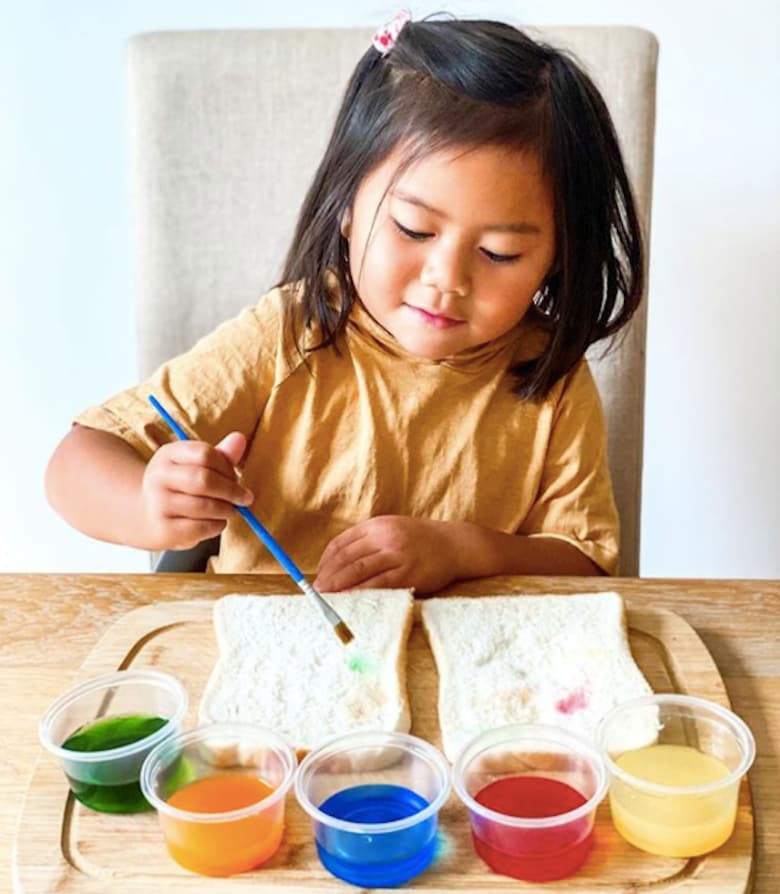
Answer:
[
  {"left": 393, "top": 220, "right": 433, "bottom": 241},
  {"left": 481, "top": 248, "right": 522, "bottom": 265},
  {"left": 394, "top": 219, "right": 521, "bottom": 264}
]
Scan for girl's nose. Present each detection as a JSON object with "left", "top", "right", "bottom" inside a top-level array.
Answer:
[{"left": 420, "top": 241, "right": 471, "bottom": 298}]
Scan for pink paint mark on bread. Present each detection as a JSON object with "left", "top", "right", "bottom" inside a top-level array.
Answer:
[{"left": 556, "top": 688, "right": 588, "bottom": 715}]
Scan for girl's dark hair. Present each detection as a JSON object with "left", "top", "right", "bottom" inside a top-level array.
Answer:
[{"left": 279, "top": 18, "right": 644, "bottom": 399}]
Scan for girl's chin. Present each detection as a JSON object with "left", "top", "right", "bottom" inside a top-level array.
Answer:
[{"left": 394, "top": 331, "right": 465, "bottom": 360}]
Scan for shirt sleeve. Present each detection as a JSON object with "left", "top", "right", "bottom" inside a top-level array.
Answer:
[
  {"left": 517, "top": 360, "right": 620, "bottom": 575},
  {"left": 74, "top": 287, "right": 297, "bottom": 460}
]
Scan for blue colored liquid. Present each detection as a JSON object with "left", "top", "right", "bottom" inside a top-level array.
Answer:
[{"left": 316, "top": 784, "right": 438, "bottom": 887}]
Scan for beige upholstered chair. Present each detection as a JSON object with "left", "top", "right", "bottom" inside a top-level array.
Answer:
[{"left": 129, "top": 27, "right": 657, "bottom": 575}]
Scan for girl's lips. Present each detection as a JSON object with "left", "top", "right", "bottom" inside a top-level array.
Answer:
[{"left": 404, "top": 304, "right": 465, "bottom": 329}]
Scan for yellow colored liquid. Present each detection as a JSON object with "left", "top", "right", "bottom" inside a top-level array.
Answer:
[{"left": 609, "top": 744, "right": 737, "bottom": 857}]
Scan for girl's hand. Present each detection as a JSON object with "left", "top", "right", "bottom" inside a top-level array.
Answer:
[
  {"left": 313, "top": 516, "right": 461, "bottom": 594},
  {"left": 141, "top": 432, "right": 254, "bottom": 550}
]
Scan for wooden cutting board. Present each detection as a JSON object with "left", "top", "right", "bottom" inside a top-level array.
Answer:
[{"left": 14, "top": 597, "right": 754, "bottom": 893}]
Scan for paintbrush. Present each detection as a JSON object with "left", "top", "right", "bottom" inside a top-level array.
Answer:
[{"left": 148, "top": 395, "right": 354, "bottom": 646}]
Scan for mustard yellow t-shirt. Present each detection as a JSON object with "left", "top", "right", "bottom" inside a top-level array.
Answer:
[{"left": 76, "top": 284, "right": 619, "bottom": 574}]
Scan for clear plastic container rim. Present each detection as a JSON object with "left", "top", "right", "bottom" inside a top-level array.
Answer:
[
  {"left": 140, "top": 722, "right": 298, "bottom": 823},
  {"left": 596, "top": 693, "right": 756, "bottom": 796},
  {"left": 452, "top": 724, "right": 609, "bottom": 829},
  {"left": 38, "top": 669, "right": 188, "bottom": 764},
  {"left": 295, "top": 730, "right": 451, "bottom": 834}
]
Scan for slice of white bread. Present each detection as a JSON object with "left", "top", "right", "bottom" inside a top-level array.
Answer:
[
  {"left": 199, "top": 590, "right": 414, "bottom": 756},
  {"left": 421, "top": 592, "right": 655, "bottom": 762}
]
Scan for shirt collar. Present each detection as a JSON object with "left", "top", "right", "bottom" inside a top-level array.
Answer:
[{"left": 346, "top": 298, "right": 549, "bottom": 375}]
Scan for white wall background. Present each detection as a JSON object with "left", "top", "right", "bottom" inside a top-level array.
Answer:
[{"left": 2, "top": 0, "right": 778, "bottom": 577}]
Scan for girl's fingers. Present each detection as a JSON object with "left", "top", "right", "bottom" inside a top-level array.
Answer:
[
  {"left": 214, "top": 431, "right": 247, "bottom": 468},
  {"left": 166, "top": 440, "right": 237, "bottom": 475},
  {"left": 163, "top": 458, "right": 253, "bottom": 506},
  {"left": 165, "top": 517, "right": 227, "bottom": 549},
  {"left": 315, "top": 551, "right": 399, "bottom": 592},
  {"left": 338, "top": 569, "right": 404, "bottom": 590},
  {"left": 162, "top": 492, "right": 241, "bottom": 522},
  {"left": 164, "top": 440, "right": 252, "bottom": 496},
  {"left": 316, "top": 543, "right": 372, "bottom": 587},
  {"left": 317, "top": 525, "right": 370, "bottom": 569},
  {"left": 318, "top": 535, "right": 380, "bottom": 574}
]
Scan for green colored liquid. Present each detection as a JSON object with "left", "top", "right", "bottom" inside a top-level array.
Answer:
[{"left": 62, "top": 714, "right": 167, "bottom": 813}]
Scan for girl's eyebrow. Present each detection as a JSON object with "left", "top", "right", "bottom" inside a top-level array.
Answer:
[{"left": 391, "top": 189, "right": 541, "bottom": 234}]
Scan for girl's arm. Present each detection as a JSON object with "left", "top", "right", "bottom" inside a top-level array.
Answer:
[
  {"left": 45, "top": 425, "right": 150, "bottom": 546},
  {"left": 45, "top": 424, "right": 253, "bottom": 551},
  {"left": 314, "top": 515, "right": 602, "bottom": 595},
  {"left": 443, "top": 520, "right": 604, "bottom": 577}
]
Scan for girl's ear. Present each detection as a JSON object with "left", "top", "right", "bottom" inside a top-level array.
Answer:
[{"left": 340, "top": 208, "right": 353, "bottom": 239}]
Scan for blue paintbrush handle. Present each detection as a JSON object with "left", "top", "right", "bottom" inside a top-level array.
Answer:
[
  {"left": 234, "top": 505, "right": 304, "bottom": 582},
  {"left": 148, "top": 395, "right": 189, "bottom": 440},
  {"left": 148, "top": 394, "right": 304, "bottom": 583}
]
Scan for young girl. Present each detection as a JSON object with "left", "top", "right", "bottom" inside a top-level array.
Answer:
[{"left": 45, "top": 12, "right": 643, "bottom": 593}]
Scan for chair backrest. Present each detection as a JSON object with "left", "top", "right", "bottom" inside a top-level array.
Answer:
[{"left": 129, "top": 26, "right": 657, "bottom": 575}]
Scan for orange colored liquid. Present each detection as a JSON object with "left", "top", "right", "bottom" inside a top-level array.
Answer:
[{"left": 162, "top": 774, "right": 283, "bottom": 876}]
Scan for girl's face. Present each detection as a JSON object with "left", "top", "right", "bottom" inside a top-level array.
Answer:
[{"left": 344, "top": 143, "right": 556, "bottom": 360}]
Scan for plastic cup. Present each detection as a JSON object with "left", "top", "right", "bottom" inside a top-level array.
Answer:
[
  {"left": 38, "top": 669, "right": 187, "bottom": 813},
  {"left": 452, "top": 724, "right": 608, "bottom": 882},
  {"left": 295, "top": 731, "right": 451, "bottom": 887},
  {"left": 597, "top": 694, "right": 755, "bottom": 857},
  {"left": 140, "top": 723, "right": 296, "bottom": 876}
]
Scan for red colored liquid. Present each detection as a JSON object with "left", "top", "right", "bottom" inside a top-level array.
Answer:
[{"left": 472, "top": 776, "right": 592, "bottom": 881}]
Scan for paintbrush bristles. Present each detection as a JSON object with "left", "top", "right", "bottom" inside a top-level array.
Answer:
[
  {"left": 297, "top": 579, "right": 354, "bottom": 646},
  {"left": 334, "top": 621, "right": 355, "bottom": 646}
]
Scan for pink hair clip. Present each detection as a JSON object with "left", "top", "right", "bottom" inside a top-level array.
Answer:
[{"left": 372, "top": 9, "right": 412, "bottom": 56}]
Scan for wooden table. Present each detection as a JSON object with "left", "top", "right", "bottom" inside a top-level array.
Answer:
[{"left": 1, "top": 574, "right": 777, "bottom": 893}]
